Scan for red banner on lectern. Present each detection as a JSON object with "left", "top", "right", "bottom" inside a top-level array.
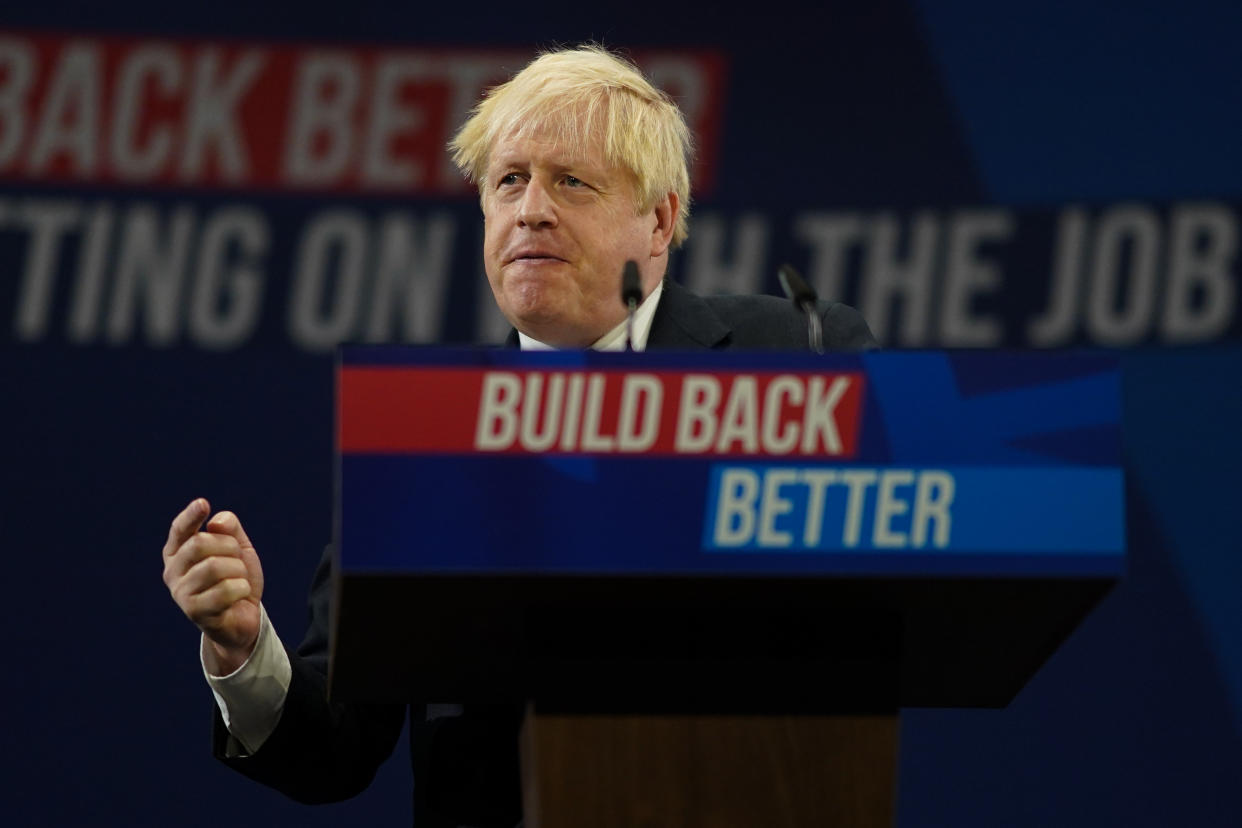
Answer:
[{"left": 338, "top": 366, "right": 865, "bottom": 458}]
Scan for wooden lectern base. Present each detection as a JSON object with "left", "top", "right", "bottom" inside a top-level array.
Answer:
[{"left": 520, "top": 709, "right": 899, "bottom": 828}]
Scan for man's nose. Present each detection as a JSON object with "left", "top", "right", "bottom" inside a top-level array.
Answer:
[{"left": 517, "top": 179, "right": 557, "bottom": 228}]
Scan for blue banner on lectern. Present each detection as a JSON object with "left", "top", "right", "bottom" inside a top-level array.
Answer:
[{"left": 338, "top": 349, "right": 1123, "bottom": 578}]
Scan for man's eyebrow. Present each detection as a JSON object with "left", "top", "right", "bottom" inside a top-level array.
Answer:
[
  {"left": 488, "top": 154, "right": 527, "bottom": 170},
  {"left": 489, "top": 156, "right": 610, "bottom": 181}
]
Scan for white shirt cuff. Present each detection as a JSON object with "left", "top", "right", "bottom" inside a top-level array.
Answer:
[{"left": 202, "top": 604, "right": 292, "bottom": 756}]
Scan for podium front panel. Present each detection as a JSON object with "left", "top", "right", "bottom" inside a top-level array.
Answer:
[{"left": 332, "top": 349, "right": 1123, "bottom": 709}]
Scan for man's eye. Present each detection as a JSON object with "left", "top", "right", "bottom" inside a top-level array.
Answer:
[
  {"left": 499, "top": 173, "right": 521, "bottom": 186},
  {"left": 564, "top": 175, "right": 586, "bottom": 188}
]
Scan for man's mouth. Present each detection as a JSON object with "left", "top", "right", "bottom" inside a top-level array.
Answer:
[{"left": 508, "top": 251, "right": 565, "bottom": 265}]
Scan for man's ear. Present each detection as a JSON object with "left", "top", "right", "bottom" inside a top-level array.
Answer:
[{"left": 649, "top": 191, "right": 678, "bottom": 257}]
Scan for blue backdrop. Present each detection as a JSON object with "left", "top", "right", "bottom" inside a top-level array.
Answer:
[{"left": 4, "top": 1, "right": 1242, "bottom": 825}]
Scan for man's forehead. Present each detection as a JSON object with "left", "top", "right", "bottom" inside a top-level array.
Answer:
[{"left": 488, "top": 124, "right": 613, "bottom": 172}]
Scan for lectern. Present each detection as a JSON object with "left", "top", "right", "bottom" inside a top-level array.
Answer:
[{"left": 331, "top": 348, "right": 1124, "bottom": 827}]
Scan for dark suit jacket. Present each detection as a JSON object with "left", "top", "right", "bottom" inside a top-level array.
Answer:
[{"left": 213, "top": 280, "right": 876, "bottom": 827}]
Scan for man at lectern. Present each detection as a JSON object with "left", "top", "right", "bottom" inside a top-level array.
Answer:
[{"left": 161, "top": 45, "right": 874, "bottom": 827}]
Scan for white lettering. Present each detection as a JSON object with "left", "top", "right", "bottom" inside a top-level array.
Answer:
[
  {"left": 67, "top": 203, "right": 113, "bottom": 342},
  {"left": 180, "top": 49, "right": 264, "bottom": 181},
  {"left": 580, "top": 374, "right": 614, "bottom": 451},
  {"left": 617, "top": 374, "right": 662, "bottom": 452},
  {"left": 289, "top": 209, "right": 368, "bottom": 350},
  {"left": 683, "top": 212, "right": 769, "bottom": 296},
  {"left": 675, "top": 375, "right": 720, "bottom": 452},
  {"left": 559, "top": 373, "right": 585, "bottom": 451},
  {"left": 799, "top": 469, "right": 838, "bottom": 545},
  {"left": 29, "top": 42, "right": 100, "bottom": 175},
  {"left": 362, "top": 212, "right": 455, "bottom": 343},
  {"left": 283, "top": 52, "right": 360, "bottom": 185},
  {"left": 715, "top": 376, "right": 758, "bottom": 453},
  {"left": 13, "top": 199, "right": 80, "bottom": 340},
  {"left": 1162, "top": 203, "right": 1237, "bottom": 343},
  {"left": 800, "top": 376, "right": 848, "bottom": 454},
  {"left": 362, "top": 56, "right": 427, "bottom": 187},
  {"left": 862, "top": 212, "right": 938, "bottom": 346},
  {"left": 713, "top": 468, "right": 759, "bottom": 547},
  {"left": 794, "top": 212, "right": 865, "bottom": 305},
  {"left": 912, "top": 471, "right": 954, "bottom": 548},
  {"left": 107, "top": 204, "right": 194, "bottom": 346},
  {"left": 761, "top": 376, "right": 803, "bottom": 454},
  {"left": 1028, "top": 207, "right": 1088, "bottom": 347},
  {"left": 0, "top": 37, "right": 36, "bottom": 168},
  {"left": 839, "top": 469, "right": 876, "bottom": 548},
  {"left": 939, "top": 209, "right": 1011, "bottom": 347},
  {"left": 518, "top": 373, "right": 563, "bottom": 452},
  {"left": 437, "top": 58, "right": 508, "bottom": 191},
  {"left": 707, "top": 467, "right": 956, "bottom": 550},
  {"left": 1087, "top": 205, "right": 1160, "bottom": 346},
  {"left": 873, "top": 470, "right": 914, "bottom": 548},
  {"left": 475, "top": 372, "right": 521, "bottom": 450},
  {"left": 188, "top": 206, "right": 268, "bottom": 349},
  {"left": 757, "top": 468, "right": 797, "bottom": 547},
  {"left": 111, "top": 45, "right": 181, "bottom": 179}
]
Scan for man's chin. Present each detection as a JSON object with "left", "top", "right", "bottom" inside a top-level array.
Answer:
[{"left": 496, "top": 283, "right": 614, "bottom": 347}]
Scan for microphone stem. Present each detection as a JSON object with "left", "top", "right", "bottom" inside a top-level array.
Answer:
[
  {"left": 803, "top": 301, "right": 824, "bottom": 354},
  {"left": 625, "top": 299, "right": 638, "bottom": 351}
]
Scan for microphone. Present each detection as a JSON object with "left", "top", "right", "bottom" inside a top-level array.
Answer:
[
  {"left": 621, "top": 260, "right": 642, "bottom": 351},
  {"left": 778, "top": 264, "right": 823, "bottom": 353}
]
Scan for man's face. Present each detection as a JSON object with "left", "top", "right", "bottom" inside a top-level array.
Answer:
[{"left": 481, "top": 126, "right": 675, "bottom": 347}]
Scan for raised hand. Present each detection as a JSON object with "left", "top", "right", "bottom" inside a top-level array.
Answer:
[{"left": 162, "top": 498, "right": 265, "bottom": 675}]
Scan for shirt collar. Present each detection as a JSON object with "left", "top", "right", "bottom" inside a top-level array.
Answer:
[{"left": 518, "top": 280, "right": 664, "bottom": 352}]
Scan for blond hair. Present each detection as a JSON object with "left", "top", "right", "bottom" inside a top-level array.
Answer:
[{"left": 449, "top": 46, "right": 693, "bottom": 247}]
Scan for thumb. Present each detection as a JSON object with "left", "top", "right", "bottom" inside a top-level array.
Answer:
[{"left": 205, "top": 510, "right": 254, "bottom": 550}]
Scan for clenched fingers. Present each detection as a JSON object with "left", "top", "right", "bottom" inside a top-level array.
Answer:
[
  {"left": 162, "top": 529, "right": 242, "bottom": 587},
  {"left": 181, "top": 578, "right": 253, "bottom": 619},
  {"left": 176, "top": 554, "right": 249, "bottom": 597}
]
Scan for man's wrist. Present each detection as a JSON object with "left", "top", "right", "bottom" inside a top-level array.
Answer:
[{"left": 203, "top": 633, "right": 259, "bottom": 678}]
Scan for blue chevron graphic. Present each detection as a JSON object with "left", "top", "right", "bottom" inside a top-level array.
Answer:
[{"left": 863, "top": 351, "right": 1120, "bottom": 465}]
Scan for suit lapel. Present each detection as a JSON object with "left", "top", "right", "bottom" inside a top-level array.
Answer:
[{"left": 646, "top": 279, "right": 731, "bottom": 349}]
